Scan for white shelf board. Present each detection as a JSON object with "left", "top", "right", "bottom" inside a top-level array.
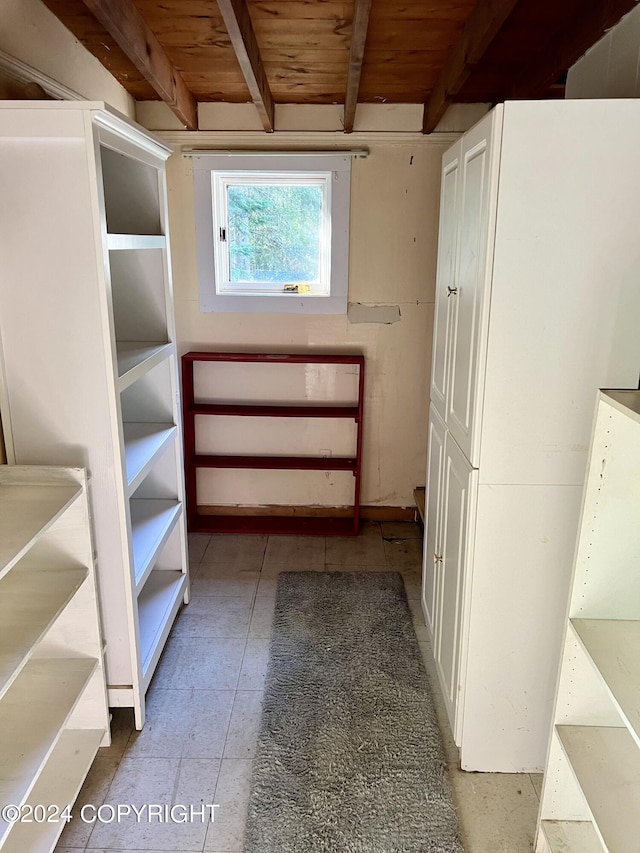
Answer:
[
  {"left": 0, "top": 484, "right": 81, "bottom": 580},
  {"left": 131, "top": 499, "right": 182, "bottom": 594},
  {"left": 122, "top": 422, "right": 177, "bottom": 495},
  {"left": 541, "top": 820, "right": 604, "bottom": 853},
  {"left": 138, "top": 570, "right": 187, "bottom": 692},
  {"left": 107, "top": 234, "right": 166, "bottom": 251},
  {"left": 0, "top": 566, "right": 88, "bottom": 701},
  {"left": 0, "top": 657, "right": 97, "bottom": 846},
  {"left": 117, "top": 342, "right": 172, "bottom": 391},
  {"left": 571, "top": 619, "right": 640, "bottom": 745},
  {"left": 0, "top": 728, "right": 105, "bottom": 853},
  {"left": 556, "top": 724, "right": 640, "bottom": 853}
]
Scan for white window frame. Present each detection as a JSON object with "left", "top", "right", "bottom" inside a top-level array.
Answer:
[{"left": 193, "top": 153, "right": 351, "bottom": 314}]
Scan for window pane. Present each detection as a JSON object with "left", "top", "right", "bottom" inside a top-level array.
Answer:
[{"left": 227, "top": 184, "right": 322, "bottom": 285}]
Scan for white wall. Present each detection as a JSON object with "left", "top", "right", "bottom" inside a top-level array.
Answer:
[
  {"left": 566, "top": 4, "right": 640, "bottom": 98},
  {"left": 0, "top": 0, "right": 134, "bottom": 116},
  {"left": 160, "top": 123, "right": 455, "bottom": 508}
]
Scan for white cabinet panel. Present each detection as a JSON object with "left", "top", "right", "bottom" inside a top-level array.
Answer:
[
  {"left": 421, "top": 405, "right": 446, "bottom": 640},
  {"left": 462, "top": 483, "right": 581, "bottom": 771},
  {"left": 446, "top": 110, "right": 501, "bottom": 465},
  {"left": 479, "top": 100, "right": 640, "bottom": 486},
  {"left": 430, "top": 142, "right": 461, "bottom": 421},
  {"left": 435, "top": 432, "right": 476, "bottom": 739}
]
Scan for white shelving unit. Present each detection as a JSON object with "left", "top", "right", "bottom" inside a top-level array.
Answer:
[
  {"left": 0, "top": 101, "right": 190, "bottom": 728},
  {"left": 0, "top": 465, "right": 109, "bottom": 853},
  {"left": 536, "top": 390, "right": 640, "bottom": 852}
]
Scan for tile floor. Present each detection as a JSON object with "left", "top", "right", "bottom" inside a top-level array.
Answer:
[{"left": 56, "top": 522, "right": 541, "bottom": 853}]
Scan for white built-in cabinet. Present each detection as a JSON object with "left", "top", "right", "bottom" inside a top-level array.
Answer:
[
  {"left": 0, "top": 102, "right": 189, "bottom": 728},
  {"left": 535, "top": 390, "right": 640, "bottom": 853},
  {"left": 423, "top": 100, "right": 640, "bottom": 772},
  {"left": 0, "top": 465, "right": 109, "bottom": 853}
]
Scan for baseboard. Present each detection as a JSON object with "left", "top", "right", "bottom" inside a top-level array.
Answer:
[{"left": 197, "top": 504, "right": 417, "bottom": 522}]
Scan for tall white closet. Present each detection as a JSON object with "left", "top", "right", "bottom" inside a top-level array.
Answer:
[
  {"left": 0, "top": 102, "right": 189, "bottom": 728},
  {"left": 423, "top": 100, "right": 640, "bottom": 772}
]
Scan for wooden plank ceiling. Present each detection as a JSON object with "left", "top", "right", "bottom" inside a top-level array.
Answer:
[{"left": 41, "top": 0, "right": 640, "bottom": 131}]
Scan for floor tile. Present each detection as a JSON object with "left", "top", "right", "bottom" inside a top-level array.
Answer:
[
  {"left": 191, "top": 567, "right": 259, "bottom": 600},
  {"left": 530, "top": 773, "right": 543, "bottom": 800},
  {"left": 325, "top": 522, "right": 386, "bottom": 567},
  {"left": 401, "top": 570, "right": 422, "bottom": 600},
  {"left": 57, "top": 754, "right": 120, "bottom": 848},
  {"left": 237, "top": 639, "right": 269, "bottom": 690},
  {"left": 381, "top": 521, "right": 422, "bottom": 539},
  {"left": 263, "top": 535, "right": 325, "bottom": 571},
  {"left": 172, "top": 596, "right": 252, "bottom": 639},
  {"left": 383, "top": 537, "right": 423, "bottom": 571},
  {"left": 126, "top": 688, "right": 235, "bottom": 759},
  {"left": 255, "top": 574, "right": 279, "bottom": 598},
  {"left": 153, "top": 637, "right": 246, "bottom": 691},
  {"left": 106, "top": 707, "right": 135, "bottom": 760},
  {"left": 223, "top": 691, "right": 264, "bottom": 759},
  {"left": 323, "top": 564, "right": 372, "bottom": 573},
  {"left": 408, "top": 597, "right": 429, "bottom": 641},
  {"left": 87, "top": 757, "right": 220, "bottom": 851},
  {"left": 248, "top": 596, "right": 275, "bottom": 639},
  {"left": 201, "top": 535, "right": 267, "bottom": 570},
  {"left": 204, "top": 759, "right": 253, "bottom": 852},
  {"left": 449, "top": 770, "right": 539, "bottom": 853},
  {"left": 188, "top": 533, "right": 211, "bottom": 568}
]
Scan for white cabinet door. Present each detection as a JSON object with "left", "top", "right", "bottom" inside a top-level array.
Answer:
[
  {"left": 422, "top": 405, "right": 446, "bottom": 641},
  {"left": 431, "top": 140, "right": 462, "bottom": 421},
  {"left": 447, "top": 108, "right": 502, "bottom": 465},
  {"left": 435, "top": 431, "right": 476, "bottom": 739}
]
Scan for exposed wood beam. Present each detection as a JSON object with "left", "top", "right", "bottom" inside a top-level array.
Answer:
[
  {"left": 80, "top": 0, "right": 197, "bottom": 130},
  {"left": 216, "top": 0, "right": 275, "bottom": 133},
  {"left": 422, "top": 0, "right": 519, "bottom": 134},
  {"left": 344, "top": 0, "right": 373, "bottom": 133},
  {"left": 512, "top": 0, "right": 640, "bottom": 98}
]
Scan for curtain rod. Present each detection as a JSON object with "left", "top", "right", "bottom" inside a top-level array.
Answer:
[{"left": 182, "top": 148, "right": 369, "bottom": 159}]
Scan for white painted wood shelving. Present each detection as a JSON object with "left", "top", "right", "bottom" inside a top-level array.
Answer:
[
  {"left": 0, "top": 465, "right": 109, "bottom": 853},
  {"left": 536, "top": 390, "right": 640, "bottom": 853},
  {"left": 0, "top": 102, "right": 189, "bottom": 728}
]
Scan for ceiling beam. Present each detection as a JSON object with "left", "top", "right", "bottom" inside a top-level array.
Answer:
[
  {"left": 216, "top": 0, "right": 275, "bottom": 133},
  {"left": 422, "top": 0, "right": 519, "bottom": 133},
  {"left": 512, "top": 0, "right": 640, "bottom": 98},
  {"left": 80, "top": 0, "right": 198, "bottom": 130},
  {"left": 344, "top": 0, "right": 373, "bottom": 133}
]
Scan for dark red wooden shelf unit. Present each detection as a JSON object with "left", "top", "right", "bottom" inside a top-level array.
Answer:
[{"left": 181, "top": 352, "right": 365, "bottom": 536}]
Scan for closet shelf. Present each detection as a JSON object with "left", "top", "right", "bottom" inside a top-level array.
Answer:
[
  {"left": 0, "top": 566, "right": 88, "bottom": 700},
  {"left": 131, "top": 500, "right": 183, "bottom": 594},
  {"left": 189, "top": 402, "right": 360, "bottom": 419},
  {"left": 190, "top": 454, "right": 357, "bottom": 472},
  {"left": 123, "top": 423, "right": 177, "bottom": 494},
  {"left": 556, "top": 724, "right": 640, "bottom": 853},
  {"left": 0, "top": 484, "right": 81, "bottom": 580},
  {"left": 540, "top": 820, "right": 604, "bottom": 853},
  {"left": 0, "top": 657, "right": 97, "bottom": 846},
  {"left": 117, "top": 342, "right": 173, "bottom": 391},
  {"left": 1, "top": 729, "right": 104, "bottom": 853},
  {"left": 138, "top": 570, "right": 186, "bottom": 692},
  {"left": 571, "top": 619, "right": 640, "bottom": 744},
  {"left": 107, "top": 234, "right": 166, "bottom": 251}
]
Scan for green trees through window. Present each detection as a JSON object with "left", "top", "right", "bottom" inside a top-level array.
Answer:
[{"left": 227, "top": 184, "right": 323, "bottom": 285}]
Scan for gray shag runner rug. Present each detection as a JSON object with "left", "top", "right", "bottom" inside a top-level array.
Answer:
[{"left": 245, "top": 571, "right": 464, "bottom": 853}]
